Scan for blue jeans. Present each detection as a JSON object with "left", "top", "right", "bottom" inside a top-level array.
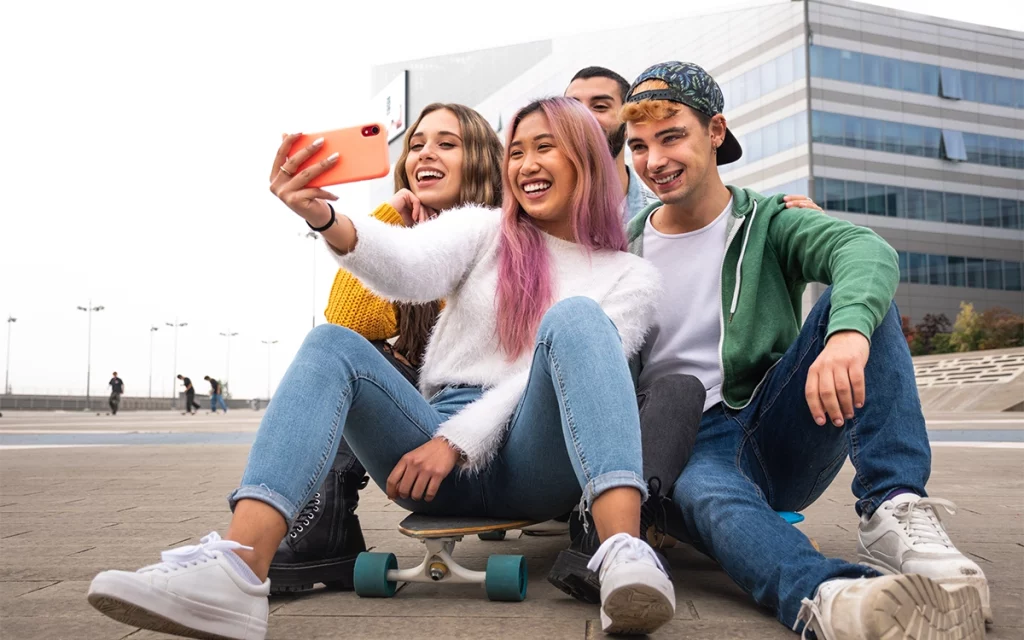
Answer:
[
  {"left": 665, "top": 288, "right": 931, "bottom": 630},
  {"left": 230, "top": 297, "right": 647, "bottom": 523},
  {"left": 211, "top": 394, "right": 228, "bottom": 412}
]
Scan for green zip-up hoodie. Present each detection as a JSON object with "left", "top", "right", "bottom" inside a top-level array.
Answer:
[{"left": 627, "top": 185, "right": 900, "bottom": 410}]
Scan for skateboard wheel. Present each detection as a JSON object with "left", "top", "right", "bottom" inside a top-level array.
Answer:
[
  {"left": 478, "top": 530, "right": 507, "bottom": 541},
  {"left": 353, "top": 552, "right": 397, "bottom": 598},
  {"left": 485, "top": 555, "right": 527, "bottom": 602},
  {"left": 777, "top": 511, "right": 804, "bottom": 525}
]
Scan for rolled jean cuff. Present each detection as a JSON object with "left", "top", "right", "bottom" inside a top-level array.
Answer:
[
  {"left": 582, "top": 470, "right": 648, "bottom": 509},
  {"left": 228, "top": 484, "right": 299, "bottom": 524}
]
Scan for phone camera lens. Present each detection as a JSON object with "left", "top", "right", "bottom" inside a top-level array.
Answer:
[{"left": 371, "top": 126, "right": 380, "bottom": 135}]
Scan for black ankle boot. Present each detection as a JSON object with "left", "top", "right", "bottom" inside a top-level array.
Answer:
[
  {"left": 547, "top": 480, "right": 671, "bottom": 604},
  {"left": 268, "top": 468, "right": 368, "bottom": 594}
]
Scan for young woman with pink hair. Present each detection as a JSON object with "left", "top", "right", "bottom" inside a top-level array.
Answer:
[{"left": 87, "top": 97, "right": 675, "bottom": 638}]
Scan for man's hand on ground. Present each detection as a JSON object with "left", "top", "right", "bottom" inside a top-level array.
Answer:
[
  {"left": 805, "top": 330, "right": 870, "bottom": 427},
  {"left": 386, "top": 437, "right": 460, "bottom": 503}
]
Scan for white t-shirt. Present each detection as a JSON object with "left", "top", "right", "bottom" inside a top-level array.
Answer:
[{"left": 638, "top": 199, "right": 732, "bottom": 411}]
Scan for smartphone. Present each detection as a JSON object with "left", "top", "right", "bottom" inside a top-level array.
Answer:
[{"left": 288, "top": 123, "right": 390, "bottom": 188}]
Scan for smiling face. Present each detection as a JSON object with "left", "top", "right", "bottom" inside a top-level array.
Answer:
[
  {"left": 626, "top": 106, "right": 723, "bottom": 206},
  {"left": 403, "top": 108, "right": 464, "bottom": 211},
  {"left": 507, "top": 110, "right": 578, "bottom": 237},
  {"left": 565, "top": 76, "right": 626, "bottom": 158}
]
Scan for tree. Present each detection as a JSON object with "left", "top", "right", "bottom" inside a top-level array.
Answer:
[
  {"left": 950, "top": 302, "right": 985, "bottom": 352},
  {"left": 979, "top": 307, "right": 1024, "bottom": 350},
  {"left": 909, "top": 313, "right": 951, "bottom": 355},
  {"left": 901, "top": 315, "right": 915, "bottom": 345}
]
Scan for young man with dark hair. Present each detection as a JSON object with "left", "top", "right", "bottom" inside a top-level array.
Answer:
[
  {"left": 205, "top": 375, "right": 228, "bottom": 413},
  {"left": 108, "top": 372, "right": 124, "bottom": 415},
  {"left": 177, "top": 374, "right": 201, "bottom": 415},
  {"left": 618, "top": 61, "right": 987, "bottom": 639}
]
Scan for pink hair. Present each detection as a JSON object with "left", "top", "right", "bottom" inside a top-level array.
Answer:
[{"left": 495, "top": 97, "right": 627, "bottom": 358}]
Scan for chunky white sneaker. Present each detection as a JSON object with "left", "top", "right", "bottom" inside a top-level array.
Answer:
[
  {"left": 586, "top": 532, "right": 675, "bottom": 635},
  {"left": 87, "top": 532, "right": 269, "bottom": 640},
  {"left": 794, "top": 575, "right": 985, "bottom": 639},
  {"left": 858, "top": 494, "right": 991, "bottom": 623}
]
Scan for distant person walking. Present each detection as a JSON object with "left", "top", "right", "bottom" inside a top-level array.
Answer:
[
  {"left": 177, "top": 374, "right": 201, "bottom": 415},
  {"left": 205, "top": 375, "right": 228, "bottom": 413},
  {"left": 108, "top": 372, "right": 124, "bottom": 415}
]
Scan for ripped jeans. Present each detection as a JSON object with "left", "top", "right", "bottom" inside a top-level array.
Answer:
[{"left": 230, "top": 297, "right": 647, "bottom": 523}]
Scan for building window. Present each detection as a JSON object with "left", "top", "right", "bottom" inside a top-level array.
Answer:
[
  {"left": 982, "top": 197, "right": 1001, "bottom": 227},
  {"left": 862, "top": 53, "right": 882, "bottom": 87},
  {"left": 898, "top": 252, "right": 910, "bottom": 283},
  {"left": 883, "top": 121, "right": 902, "bottom": 154},
  {"left": 885, "top": 185, "right": 905, "bottom": 218},
  {"left": 944, "top": 193, "right": 963, "bottom": 224},
  {"left": 966, "top": 258, "right": 985, "bottom": 289},
  {"left": 925, "top": 191, "right": 944, "bottom": 223},
  {"left": 866, "top": 183, "right": 886, "bottom": 215},
  {"left": 846, "top": 181, "right": 866, "bottom": 213},
  {"left": 864, "top": 118, "right": 884, "bottom": 151},
  {"left": 824, "top": 178, "right": 845, "bottom": 211},
  {"left": 940, "top": 129, "right": 968, "bottom": 162},
  {"left": 962, "top": 195, "right": 982, "bottom": 226},
  {"left": 909, "top": 252, "right": 927, "bottom": 283},
  {"left": 939, "top": 67, "right": 963, "bottom": 99},
  {"left": 840, "top": 50, "right": 861, "bottom": 83},
  {"left": 906, "top": 189, "right": 925, "bottom": 220},
  {"left": 985, "top": 260, "right": 1004, "bottom": 290},
  {"left": 901, "top": 60, "right": 923, "bottom": 93},
  {"left": 903, "top": 123, "right": 925, "bottom": 157},
  {"left": 1001, "top": 199, "right": 1020, "bottom": 230},
  {"left": 961, "top": 69, "right": 977, "bottom": 101},
  {"left": 1006, "top": 261, "right": 1023, "bottom": 292},
  {"left": 948, "top": 256, "right": 966, "bottom": 287},
  {"left": 844, "top": 115, "right": 863, "bottom": 148},
  {"left": 928, "top": 254, "right": 947, "bottom": 286}
]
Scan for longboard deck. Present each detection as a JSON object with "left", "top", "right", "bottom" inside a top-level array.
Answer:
[{"left": 399, "top": 513, "right": 538, "bottom": 538}]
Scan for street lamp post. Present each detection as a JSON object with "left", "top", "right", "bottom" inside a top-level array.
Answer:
[
  {"left": 261, "top": 339, "right": 278, "bottom": 401},
  {"left": 148, "top": 326, "right": 159, "bottom": 398},
  {"left": 4, "top": 316, "right": 16, "bottom": 395},
  {"left": 303, "top": 231, "right": 319, "bottom": 330},
  {"left": 165, "top": 319, "right": 188, "bottom": 402},
  {"left": 219, "top": 330, "right": 239, "bottom": 392},
  {"left": 76, "top": 301, "right": 105, "bottom": 405}
]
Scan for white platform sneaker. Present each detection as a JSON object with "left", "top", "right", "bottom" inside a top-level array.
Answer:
[
  {"left": 795, "top": 575, "right": 985, "bottom": 640},
  {"left": 586, "top": 532, "right": 675, "bottom": 635},
  {"left": 858, "top": 494, "right": 991, "bottom": 623},
  {"left": 87, "top": 532, "right": 270, "bottom": 640}
]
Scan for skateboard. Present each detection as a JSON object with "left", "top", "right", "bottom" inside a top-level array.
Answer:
[
  {"left": 778, "top": 511, "right": 820, "bottom": 551},
  {"left": 476, "top": 518, "right": 571, "bottom": 541},
  {"left": 353, "top": 514, "right": 534, "bottom": 602}
]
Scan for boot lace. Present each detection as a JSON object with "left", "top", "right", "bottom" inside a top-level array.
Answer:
[
  {"left": 289, "top": 492, "right": 322, "bottom": 538},
  {"left": 138, "top": 532, "right": 251, "bottom": 574},
  {"left": 892, "top": 497, "right": 956, "bottom": 548}
]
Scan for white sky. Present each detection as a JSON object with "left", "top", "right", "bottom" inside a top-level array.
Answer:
[{"left": 1, "top": 0, "right": 1020, "bottom": 399}]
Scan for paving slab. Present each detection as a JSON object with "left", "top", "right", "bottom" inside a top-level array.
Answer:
[{"left": 0, "top": 412, "right": 1020, "bottom": 639}]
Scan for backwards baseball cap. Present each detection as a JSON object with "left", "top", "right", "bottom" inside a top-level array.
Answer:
[{"left": 626, "top": 61, "right": 742, "bottom": 165}]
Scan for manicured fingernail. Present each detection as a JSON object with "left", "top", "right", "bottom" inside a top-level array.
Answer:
[
  {"left": 327, "top": 152, "right": 339, "bottom": 161},
  {"left": 312, "top": 137, "right": 324, "bottom": 146}
]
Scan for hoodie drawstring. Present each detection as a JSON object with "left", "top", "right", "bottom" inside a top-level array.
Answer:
[{"left": 728, "top": 199, "right": 757, "bottom": 322}]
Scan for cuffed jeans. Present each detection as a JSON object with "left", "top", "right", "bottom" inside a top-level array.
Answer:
[
  {"left": 230, "top": 297, "right": 647, "bottom": 524},
  {"left": 664, "top": 287, "right": 931, "bottom": 630}
]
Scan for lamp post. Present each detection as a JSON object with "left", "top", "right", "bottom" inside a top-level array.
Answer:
[
  {"left": 303, "top": 231, "right": 319, "bottom": 329},
  {"left": 165, "top": 319, "right": 188, "bottom": 401},
  {"left": 219, "top": 330, "right": 239, "bottom": 392},
  {"left": 4, "top": 316, "right": 16, "bottom": 395},
  {"left": 261, "top": 339, "right": 278, "bottom": 401},
  {"left": 76, "top": 301, "right": 104, "bottom": 404},
  {"left": 148, "top": 326, "right": 159, "bottom": 398}
]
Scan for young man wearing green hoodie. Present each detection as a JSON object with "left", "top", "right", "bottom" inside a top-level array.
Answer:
[{"left": 620, "top": 62, "right": 988, "bottom": 639}]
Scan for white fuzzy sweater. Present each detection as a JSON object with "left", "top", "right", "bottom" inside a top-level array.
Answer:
[{"left": 333, "top": 203, "right": 662, "bottom": 473}]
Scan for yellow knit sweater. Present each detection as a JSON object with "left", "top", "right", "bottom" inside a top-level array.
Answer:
[{"left": 323, "top": 205, "right": 404, "bottom": 340}]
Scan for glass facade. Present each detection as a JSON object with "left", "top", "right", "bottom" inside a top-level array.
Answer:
[
  {"left": 896, "top": 252, "right": 1022, "bottom": 291},
  {"left": 811, "top": 111, "right": 1024, "bottom": 168},
  {"left": 810, "top": 45, "right": 1024, "bottom": 109},
  {"left": 813, "top": 177, "right": 1021, "bottom": 229}
]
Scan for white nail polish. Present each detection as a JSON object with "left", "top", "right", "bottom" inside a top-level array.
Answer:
[
  {"left": 327, "top": 152, "right": 339, "bottom": 161},
  {"left": 312, "top": 137, "right": 324, "bottom": 146}
]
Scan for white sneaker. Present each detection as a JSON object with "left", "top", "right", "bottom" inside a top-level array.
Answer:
[
  {"left": 586, "top": 532, "right": 675, "bottom": 635},
  {"left": 795, "top": 575, "right": 985, "bottom": 640},
  {"left": 87, "top": 532, "right": 269, "bottom": 640},
  {"left": 858, "top": 494, "right": 991, "bottom": 622}
]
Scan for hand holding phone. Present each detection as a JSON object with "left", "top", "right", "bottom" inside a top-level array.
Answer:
[{"left": 288, "top": 123, "right": 390, "bottom": 188}]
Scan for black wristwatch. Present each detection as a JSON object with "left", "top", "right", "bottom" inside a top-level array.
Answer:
[{"left": 307, "top": 203, "right": 336, "bottom": 232}]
